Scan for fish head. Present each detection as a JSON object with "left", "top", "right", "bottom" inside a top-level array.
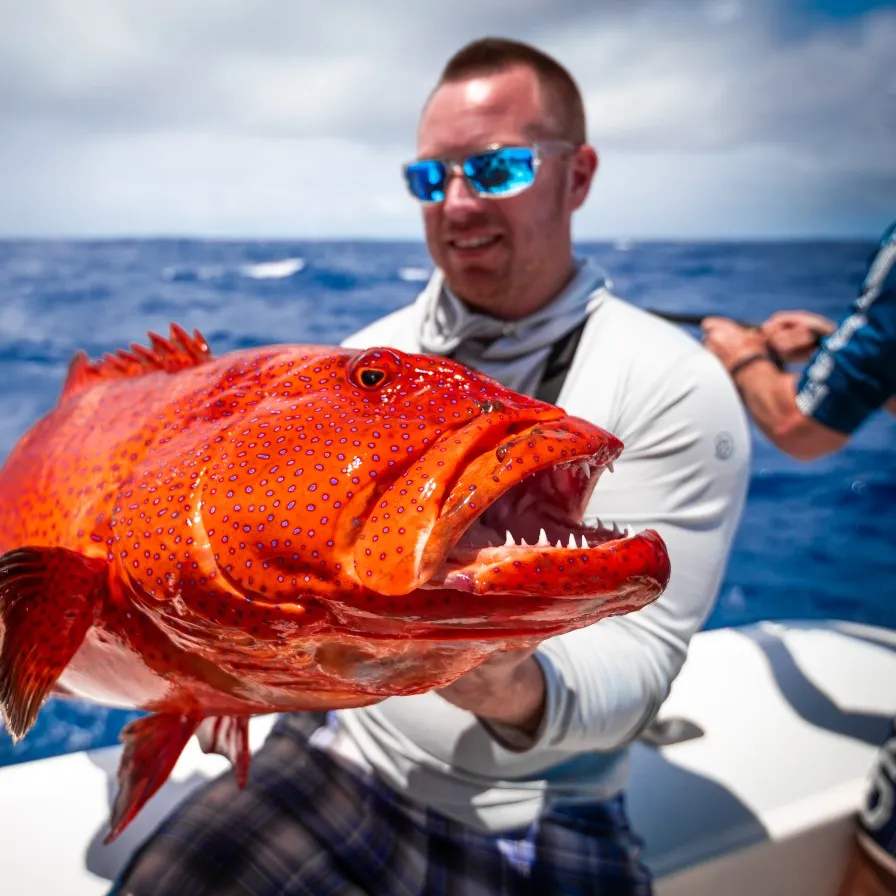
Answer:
[{"left": 192, "top": 345, "right": 669, "bottom": 635}]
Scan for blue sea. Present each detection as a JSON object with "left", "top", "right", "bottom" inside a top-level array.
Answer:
[{"left": 0, "top": 238, "right": 893, "bottom": 767}]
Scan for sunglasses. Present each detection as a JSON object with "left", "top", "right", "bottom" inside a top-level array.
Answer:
[{"left": 402, "top": 141, "right": 576, "bottom": 204}]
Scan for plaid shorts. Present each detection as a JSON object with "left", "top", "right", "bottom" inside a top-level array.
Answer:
[{"left": 110, "top": 712, "right": 652, "bottom": 896}]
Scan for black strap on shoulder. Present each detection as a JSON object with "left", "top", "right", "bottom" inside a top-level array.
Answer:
[
  {"left": 445, "top": 317, "right": 588, "bottom": 405},
  {"left": 534, "top": 319, "right": 588, "bottom": 405}
]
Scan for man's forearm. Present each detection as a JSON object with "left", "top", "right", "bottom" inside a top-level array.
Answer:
[
  {"left": 733, "top": 362, "right": 847, "bottom": 460},
  {"left": 732, "top": 362, "right": 801, "bottom": 440},
  {"left": 476, "top": 655, "right": 546, "bottom": 736},
  {"left": 437, "top": 652, "right": 546, "bottom": 737}
]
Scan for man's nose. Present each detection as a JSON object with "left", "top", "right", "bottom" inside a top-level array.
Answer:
[{"left": 442, "top": 165, "right": 483, "bottom": 216}]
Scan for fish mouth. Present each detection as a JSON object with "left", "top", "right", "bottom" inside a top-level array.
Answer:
[
  {"left": 430, "top": 457, "right": 668, "bottom": 598},
  {"left": 357, "top": 416, "right": 670, "bottom": 613}
]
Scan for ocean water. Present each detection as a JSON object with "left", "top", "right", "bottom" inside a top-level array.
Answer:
[{"left": 0, "top": 238, "right": 893, "bottom": 767}]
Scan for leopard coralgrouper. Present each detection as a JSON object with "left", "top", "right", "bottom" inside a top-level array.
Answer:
[{"left": 0, "top": 324, "right": 670, "bottom": 839}]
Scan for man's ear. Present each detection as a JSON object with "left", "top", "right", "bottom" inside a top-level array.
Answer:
[{"left": 569, "top": 145, "right": 598, "bottom": 211}]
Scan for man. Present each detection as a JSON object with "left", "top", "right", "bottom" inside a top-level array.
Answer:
[
  {"left": 112, "top": 38, "right": 750, "bottom": 895},
  {"left": 702, "top": 221, "right": 896, "bottom": 896}
]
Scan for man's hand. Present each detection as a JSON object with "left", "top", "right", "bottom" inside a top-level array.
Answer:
[
  {"left": 701, "top": 317, "right": 769, "bottom": 372},
  {"left": 761, "top": 311, "right": 834, "bottom": 364},
  {"left": 436, "top": 647, "right": 546, "bottom": 737}
]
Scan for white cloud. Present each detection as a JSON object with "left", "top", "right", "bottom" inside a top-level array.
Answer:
[{"left": 0, "top": 0, "right": 893, "bottom": 238}]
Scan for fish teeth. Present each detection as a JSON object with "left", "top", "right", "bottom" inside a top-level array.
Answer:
[
  {"left": 537, "top": 528, "right": 549, "bottom": 546},
  {"left": 582, "top": 462, "right": 591, "bottom": 480},
  {"left": 504, "top": 530, "right": 516, "bottom": 546},
  {"left": 555, "top": 539, "right": 563, "bottom": 549},
  {"left": 607, "top": 461, "right": 615, "bottom": 473},
  {"left": 581, "top": 535, "right": 589, "bottom": 549},
  {"left": 520, "top": 537, "right": 529, "bottom": 547},
  {"left": 567, "top": 533, "right": 576, "bottom": 549}
]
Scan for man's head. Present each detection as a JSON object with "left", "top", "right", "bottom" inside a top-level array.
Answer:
[{"left": 407, "top": 38, "right": 598, "bottom": 321}]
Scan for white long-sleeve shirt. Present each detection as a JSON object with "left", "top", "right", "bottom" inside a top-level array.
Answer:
[{"left": 317, "top": 270, "right": 751, "bottom": 833}]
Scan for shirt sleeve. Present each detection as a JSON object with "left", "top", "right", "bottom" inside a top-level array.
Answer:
[
  {"left": 796, "top": 237, "right": 896, "bottom": 434},
  {"left": 523, "top": 349, "right": 752, "bottom": 753}
]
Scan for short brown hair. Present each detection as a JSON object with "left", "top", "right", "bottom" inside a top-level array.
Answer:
[{"left": 434, "top": 37, "right": 587, "bottom": 144}]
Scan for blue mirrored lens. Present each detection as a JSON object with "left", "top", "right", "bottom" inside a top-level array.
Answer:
[
  {"left": 404, "top": 160, "right": 447, "bottom": 202},
  {"left": 464, "top": 147, "right": 536, "bottom": 195}
]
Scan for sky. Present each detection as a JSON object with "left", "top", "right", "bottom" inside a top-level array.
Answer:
[{"left": 1, "top": 0, "right": 894, "bottom": 240}]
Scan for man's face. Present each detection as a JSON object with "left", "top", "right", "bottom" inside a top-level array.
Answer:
[{"left": 415, "top": 65, "right": 595, "bottom": 320}]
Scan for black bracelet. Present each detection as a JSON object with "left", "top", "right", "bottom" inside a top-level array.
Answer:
[{"left": 729, "top": 352, "right": 775, "bottom": 377}]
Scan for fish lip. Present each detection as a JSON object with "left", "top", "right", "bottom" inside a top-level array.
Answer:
[{"left": 415, "top": 419, "right": 623, "bottom": 584}]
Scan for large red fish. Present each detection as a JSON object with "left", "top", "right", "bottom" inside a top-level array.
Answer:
[{"left": 0, "top": 325, "right": 669, "bottom": 839}]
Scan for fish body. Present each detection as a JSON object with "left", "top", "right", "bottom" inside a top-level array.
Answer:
[{"left": 0, "top": 325, "right": 669, "bottom": 838}]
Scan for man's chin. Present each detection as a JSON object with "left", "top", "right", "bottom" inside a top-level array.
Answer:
[
  {"left": 442, "top": 262, "right": 510, "bottom": 310},
  {"left": 447, "top": 281, "right": 509, "bottom": 316}
]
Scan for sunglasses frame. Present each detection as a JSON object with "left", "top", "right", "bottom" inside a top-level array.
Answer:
[{"left": 402, "top": 140, "right": 577, "bottom": 204}]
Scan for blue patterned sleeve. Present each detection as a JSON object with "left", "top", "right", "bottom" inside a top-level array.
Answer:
[{"left": 795, "top": 228, "right": 896, "bottom": 434}]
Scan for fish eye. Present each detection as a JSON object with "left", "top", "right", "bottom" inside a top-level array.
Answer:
[
  {"left": 347, "top": 349, "right": 402, "bottom": 391},
  {"left": 358, "top": 368, "right": 385, "bottom": 388}
]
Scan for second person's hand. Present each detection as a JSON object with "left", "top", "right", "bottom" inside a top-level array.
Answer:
[{"left": 761, "top": 310, "right": 835, "bottom": 364}]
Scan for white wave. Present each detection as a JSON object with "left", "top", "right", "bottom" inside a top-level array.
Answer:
[
  {"left": 398, "top": 266, "right": 431, "bottom": 282},
  {"left": 240, "top": 257, "right": 305, "bottom": 280},
  {"left": 613, "top": 239, "right": 634, "bottom": 252}
]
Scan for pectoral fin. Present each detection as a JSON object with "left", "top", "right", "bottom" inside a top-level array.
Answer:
[
  {"left": 0, "top": 546, "right": 107, "bottom": 740},
  {"left": 107, "top": 712, "right": 201, "bottom": 843},
  {"left": 107, "top": 712, "right": 253, "bottom": 842}
]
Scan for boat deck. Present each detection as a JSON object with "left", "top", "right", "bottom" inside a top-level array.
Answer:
[{"left": 2, "top": 620, "right": 894, "bottom": 895}]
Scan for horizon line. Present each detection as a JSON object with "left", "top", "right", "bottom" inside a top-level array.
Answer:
[{"left": 0, "top": 232, "right": 881, "bottom": 244}]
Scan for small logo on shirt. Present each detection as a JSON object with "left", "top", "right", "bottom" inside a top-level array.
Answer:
[{"left": 715, "top": 432, "right": 734, "bottom": 460}]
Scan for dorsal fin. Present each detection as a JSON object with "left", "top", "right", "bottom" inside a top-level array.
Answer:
[{"left": 60, "top": 323, "right": 212, "bottom": 402}]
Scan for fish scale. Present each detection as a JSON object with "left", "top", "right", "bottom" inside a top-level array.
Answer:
[{"left": 0, "top": 324, "right": 670, "bottom": 841}]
